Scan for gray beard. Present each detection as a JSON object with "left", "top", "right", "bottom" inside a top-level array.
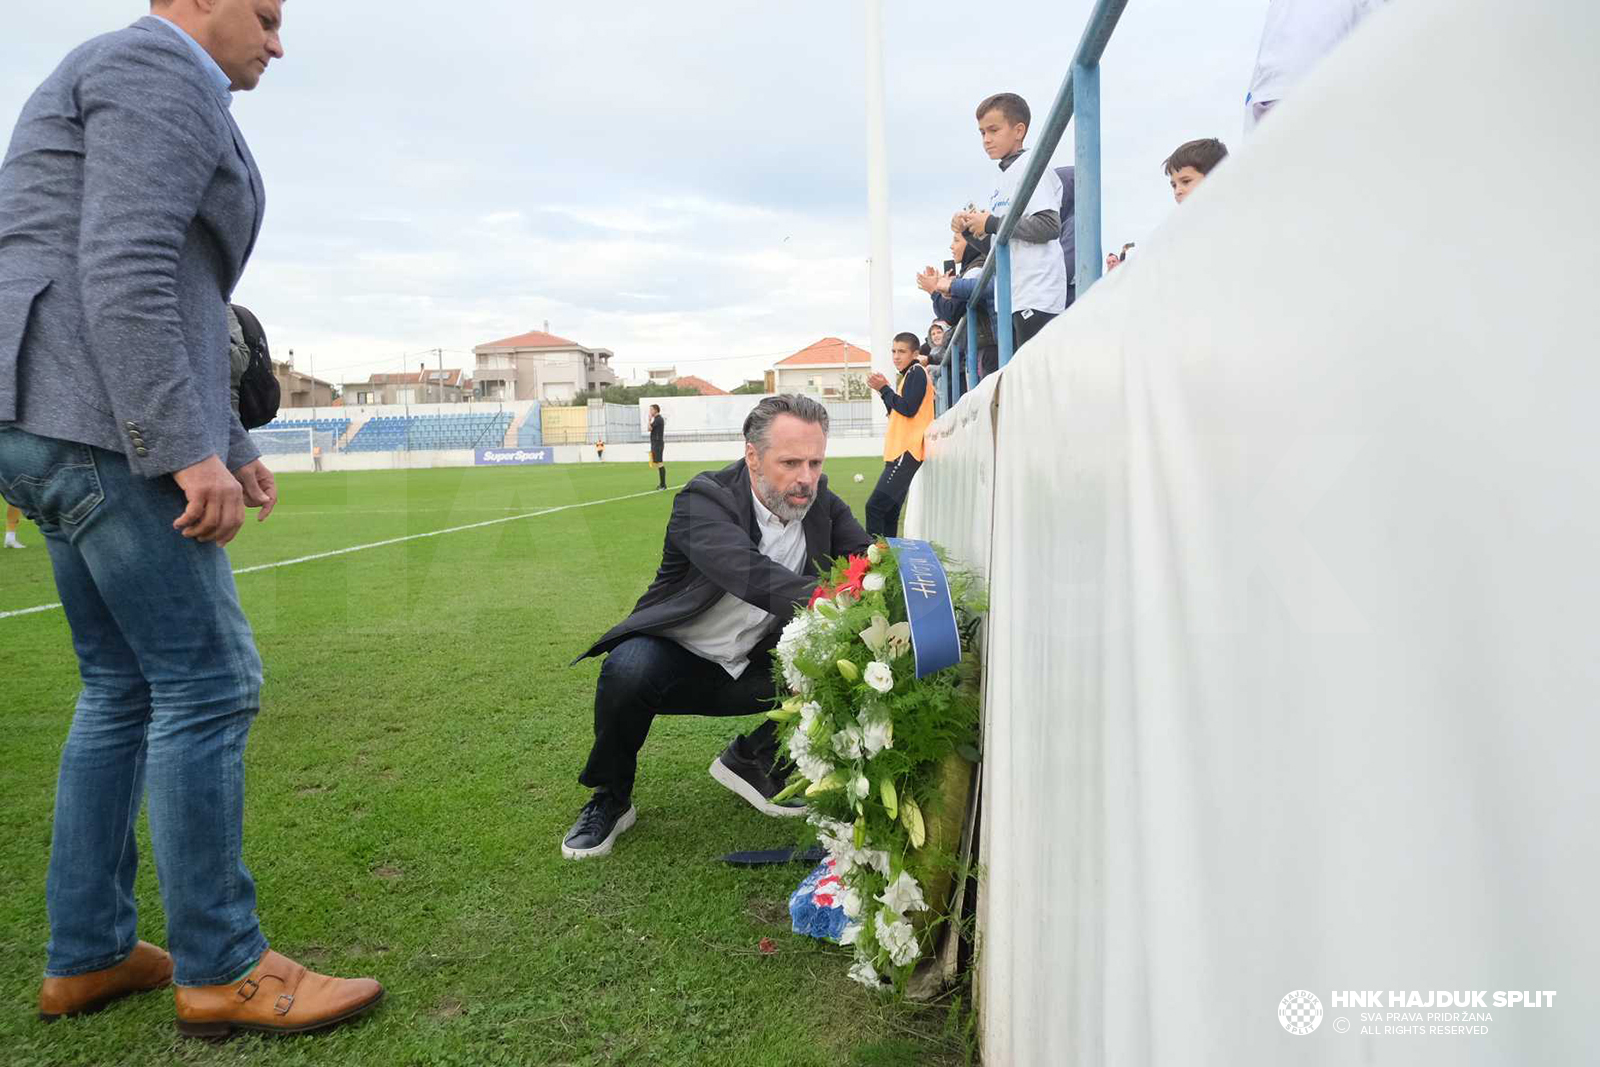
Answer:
[{"left": 754, "top": 470, "right": 815, "bottom": 523}]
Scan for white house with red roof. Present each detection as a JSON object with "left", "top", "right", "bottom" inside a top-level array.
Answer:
[
  {"left": 767, "top": 337, "right": 873, "bottom": 399},
  {"left": 472, "top": 329, "right": 619, "bottom": 403}
]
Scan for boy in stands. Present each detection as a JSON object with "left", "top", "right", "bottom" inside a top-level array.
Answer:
[
  {"left": 956, "top": 92, "right": 1068, "bottom": 354},
  {"left": 1163, "top": 138, "right": 1229, "bottom": 204},
  {"left": 864, "top": 333, "right": 935, "bottom": 538}
]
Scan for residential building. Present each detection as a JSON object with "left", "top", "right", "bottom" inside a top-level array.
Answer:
[
  {"left": 769, "top": 338, "right": 873, "bottom": 399},
  {"left": 670, "top": 374, "right": 728, "bottom": 397},
  {"left": 273, "top": 361, "right": 336, "bottom": 408},
  {"left": 343, "top": 366, "right": 470, "bottom": 406},
  {"left": 472, "top": 329, "right": 619, "bottom": 403}
]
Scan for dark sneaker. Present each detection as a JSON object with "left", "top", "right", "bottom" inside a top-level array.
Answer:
[
  {"left": 561, "top": 790, "right": 637, "bottom": 860},
  {"left": 709, "top": 741, "right": 807, "bottom": 818}
]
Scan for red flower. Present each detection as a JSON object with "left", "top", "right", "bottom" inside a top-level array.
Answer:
[
  {"left": 836, "top": 555, "right": 872, "bottom": 595},
  {"left": 808, "top": 583, "right": 834, "bottom": 608}
]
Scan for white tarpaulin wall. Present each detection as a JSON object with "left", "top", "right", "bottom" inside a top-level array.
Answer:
[
  {"left": 906, "top": 0, "right": 1598, "bottom": 1062},
  {"left": 903, "top": 373, "right": 1000, "bottom": 579}
]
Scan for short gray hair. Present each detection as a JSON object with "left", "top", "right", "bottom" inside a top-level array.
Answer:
[{"left": 743, "top": 394, "right": 830, "bottom": 453}]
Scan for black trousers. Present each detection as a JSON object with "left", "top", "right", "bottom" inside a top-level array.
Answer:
[
  {"left": 865, "top": 451, "right": 922, "bottom": 538},
  {"left": 1013, "top": 308, "right": 1057, "bottom": 351},
  {"left": 579, "top": 633, "right": 780, "bottom": 798}
]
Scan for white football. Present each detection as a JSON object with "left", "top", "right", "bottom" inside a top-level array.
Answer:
[{"left": 853, "top": 473, "right": 865, "bottom": 483}]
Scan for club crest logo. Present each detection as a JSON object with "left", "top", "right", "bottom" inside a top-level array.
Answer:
[{"left": 1278, "top": 990, "right": 1324, "bottom": 1035}]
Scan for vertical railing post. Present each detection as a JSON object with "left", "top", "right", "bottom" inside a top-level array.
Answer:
[
  {"left": 995, "top": 240, "right": 1015, "bottom": 368},
  {"left": 1073, "top": 60, "right": 1103, "bottom": 297},
  {"left": 934, "top": 342, "right": 947, "bottom": 412},
  {"left": 966, "top": 316, "right": 979, "bottom": 392}
]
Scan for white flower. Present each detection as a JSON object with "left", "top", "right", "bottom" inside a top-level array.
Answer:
[
  {"left": 860, "top": 614, "right": 913, "bottom": 658},
  {"left": 812, "top": 816, "right": 854, "bottom": 859},
  {"left": 796, "top": 752, "right": 834, "bottom": 785},
  {"left": 876, "top": 871, "right": 928, "bottom": 915},
  {"left": 840, "top": 921, "right": 863, "bottom": 945},
  {"left": 777, "top": 614, "right": 824, "bottom": 694},
  {"left": 835, "top": 590, "right": 858, "bottom": 609},
  {"left": 867, "top": 543, "right": 883, "bottom": 565},
  {"left": 849, "top": 772, "right": 871, "bottom": 802},
  {"left": 839, "top": 885, "right": 863, "bottom": 919},
  {"left": 776, "top": 612, "right": 812, "bottom": 668},
  {"left": 831, "top": 722, "right": 863, "bottom": 761},
  {"left": 863, "top": 849, "right": 891, "bottom": 876},
  {"left": 787, "top": 723, "right": 811, "bottom": 759},
  {"left": 861, "top": 714, "right": 894, "bottom": 757},
  {"left": 798, "top": 701, "right": 823, "bottom": 733},
  {"left": 862, "top": 572, "right": 886, "bottom": 593},
  {"left": 848, "top": 956, "right": 883, "bottom": 988},
  {"left": 863, "top": 661, "right": 894, "bottom": 694},
  {"left": 875, "top": 910, "right": 921, "bottom": 967}
]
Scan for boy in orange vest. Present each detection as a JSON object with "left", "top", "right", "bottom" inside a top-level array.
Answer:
[{"left": 864, "top": 332, "right": 935, "bottom": 537}]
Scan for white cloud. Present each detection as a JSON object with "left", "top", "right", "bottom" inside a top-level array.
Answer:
[{"left": 0, "top": 0, "right": 1269, "bottom": 389}]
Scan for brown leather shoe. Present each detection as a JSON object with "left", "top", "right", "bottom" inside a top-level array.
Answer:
[
  {"left": 38, "top": 941, "right": 174, "bottom": 1022},
  {"left": 173, "top": 950, "right": 383, "bottom": 1038}
]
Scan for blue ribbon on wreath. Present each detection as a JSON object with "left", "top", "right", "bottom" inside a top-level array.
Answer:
[{"left": 887, "top": 538, "right": 962, "bottom": 679}]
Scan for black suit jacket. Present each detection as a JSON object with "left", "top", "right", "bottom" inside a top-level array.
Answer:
[{"left": 576, "top": 460, "right": 870, "bottom": 661}]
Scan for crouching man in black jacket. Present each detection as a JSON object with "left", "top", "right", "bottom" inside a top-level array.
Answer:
[{"left": 563, "top": 395, "right": 869, "bottom": 859}]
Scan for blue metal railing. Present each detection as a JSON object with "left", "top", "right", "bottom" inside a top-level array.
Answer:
[{"left": 937, "top": 0, "right": 1129, "bottom": 411}]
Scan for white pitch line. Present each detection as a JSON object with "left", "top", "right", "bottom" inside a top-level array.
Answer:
[{"left": 0, "top": 484, "right": 676, "bottom": 622}]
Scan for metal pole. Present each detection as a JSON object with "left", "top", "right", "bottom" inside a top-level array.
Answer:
[
  {"left": 437, "top": 348, "right": 444, "bottom": 405},
  {"left": 996, "top": 241, "right": 1015, "bottom": 367},
  {"left": 1073, "top": 61, "right": 1104, "bottom": 296},
  {"left": 965, "top": 314, "right": 978, "bottom": 395},
  {"left": 863, "top": 0, "right": 894, "bottom": 384},
  {"left": 310, "top": 349, "right": 316, "bottom": 419}
]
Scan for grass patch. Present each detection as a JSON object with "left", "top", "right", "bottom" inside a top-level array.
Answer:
[{"left": 0, "top": 458, "right": 970, "bottom": 1066}]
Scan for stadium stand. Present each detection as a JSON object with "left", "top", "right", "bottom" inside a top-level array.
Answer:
[
  {"left": 516, "top": 406, "right": 544, "bottom": 447},
  {"left": 344, "top": 411, "right": 513, "bottom": 452}
]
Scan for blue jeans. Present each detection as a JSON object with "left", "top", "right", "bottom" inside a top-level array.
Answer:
[{"left": 0, "top": 427, "right": 267, "bottom": 986}]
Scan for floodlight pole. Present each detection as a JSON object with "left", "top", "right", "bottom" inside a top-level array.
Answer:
[{"left": 863, "top": 0, "right": 894, "bottom": 389}]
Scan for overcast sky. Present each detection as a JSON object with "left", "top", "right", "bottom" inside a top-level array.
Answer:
[{"left": 1, "top": 1, "right": 1267, "bottom": 390}]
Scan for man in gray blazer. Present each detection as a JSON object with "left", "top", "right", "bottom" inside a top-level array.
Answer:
[{"left": 0, "top": 1, "right": 383, "bottom": 1038}]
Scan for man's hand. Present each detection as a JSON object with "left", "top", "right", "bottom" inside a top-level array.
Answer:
[
  {"left": 934, "top": 275, "right": 954, "bottom": 295},
  {"left": 964, "top": 210, "right": 991, "bottom": 237},
  {"left": 234, "top": 458, "right": 277, "bottom": 523},
  {"left": 916, "top": 266, "right": 940, "bottom": 293},
  {"left": 866, "top": 371, "right": 889, "bottom": 391},
  {"left": 172, "top": 455, "right": 245, "bottom": 546},
  {"left": 950, "top": 211, "right": 969, "bottom": 234}
]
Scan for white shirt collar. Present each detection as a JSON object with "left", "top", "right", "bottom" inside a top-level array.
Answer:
[
  {"left": 150, "top": 15, "right": 233, "bottom": 107},
  {"left": 750, "top": 486, "right": 789, "bottom": 530}
]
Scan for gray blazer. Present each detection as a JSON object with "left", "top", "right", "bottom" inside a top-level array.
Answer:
[{"left": 0, "top": 16, "right": 264, "bottom": 478}]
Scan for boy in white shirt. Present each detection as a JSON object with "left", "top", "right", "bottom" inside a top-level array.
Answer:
[
  {"left": 956, "top": 92, "right": 1068, "bottom": 355},
  {"left": 1244, "top": 0, "right": 1392, "bottom": 131}
]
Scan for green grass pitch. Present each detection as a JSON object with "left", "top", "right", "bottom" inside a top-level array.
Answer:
[{"left": 0, "top": 457, "right": 972, "bottom": 1066}]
